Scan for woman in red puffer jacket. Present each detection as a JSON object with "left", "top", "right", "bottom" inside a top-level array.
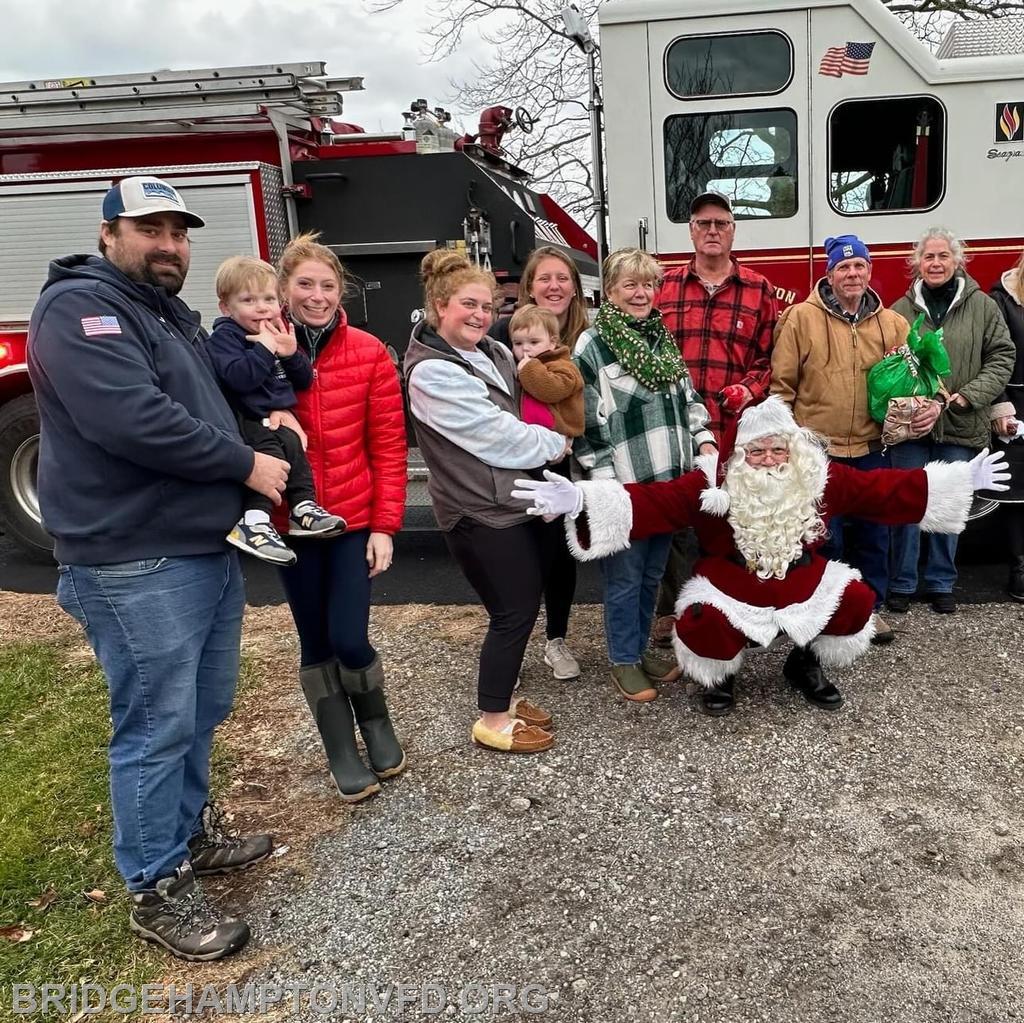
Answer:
[{"left": 273, "top": 232, "right": 407, "bottom": 805}]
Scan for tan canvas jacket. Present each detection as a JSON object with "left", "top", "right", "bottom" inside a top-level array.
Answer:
[{"left": 771, "top": 282, "right": 909, "bottom": 457}]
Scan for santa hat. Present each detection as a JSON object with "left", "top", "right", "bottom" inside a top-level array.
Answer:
[{"left": 697, "top": 395, "right": 801, "bottom": 517}]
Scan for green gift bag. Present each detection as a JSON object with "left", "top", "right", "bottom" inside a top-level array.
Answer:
[{"left": 867, "top": 313, "right": 951, "bottom": 424}]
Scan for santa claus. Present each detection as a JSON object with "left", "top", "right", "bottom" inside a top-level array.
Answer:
[{"left": 512, "top": 397, "right": 1009, "bottom": 716}]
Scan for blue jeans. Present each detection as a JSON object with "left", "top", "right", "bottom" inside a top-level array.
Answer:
[
  {"left": 599, "top": 534, "right": 673, "bottom": 664},
  {"left": 57, "top": 553, "right": 244, "bottom": 891},
  {"left": 820, "top": 450, "right": 891, "bottom": 607},
  {"left": 889, "top": 440, "right": 976, "bottom": 595}
]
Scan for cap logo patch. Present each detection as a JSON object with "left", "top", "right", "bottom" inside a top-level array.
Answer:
[
  {"left": 843, "top": 245, "right": 854, "bottom": 257},
  {"left": 141, "top": 181, "right": 181, "bottom": 205}
]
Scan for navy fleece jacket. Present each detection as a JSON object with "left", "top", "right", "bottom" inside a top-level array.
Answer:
[
  {"left": 206, "top": 315, "right": 313, "bottom": 418},
  {"left": 28, "top": 255, "right": 255, "bottom": 564}
]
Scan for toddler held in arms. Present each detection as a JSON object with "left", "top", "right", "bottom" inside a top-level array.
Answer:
[
  {"left": 206, "top": 255, "right": 346, "bottom": 564},
  {"left": 510, "top": 305, "right": 585, "bottom": 437}
]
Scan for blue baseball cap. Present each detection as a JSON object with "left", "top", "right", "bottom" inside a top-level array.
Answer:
[
  {"left": 102, "top": 175, "right": 205, "bottom": 228},
  {"left": 824, "top": 235, "right": 870, "bottom": 271}
]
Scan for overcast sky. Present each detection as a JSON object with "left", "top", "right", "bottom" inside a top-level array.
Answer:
[{"left": 1, "top": 0, "right": 490, "bottom": 134}]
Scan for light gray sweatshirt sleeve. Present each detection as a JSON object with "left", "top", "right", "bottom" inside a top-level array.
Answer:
[{"left": 407, "top": 359, "right": 565, "bottom": 469}]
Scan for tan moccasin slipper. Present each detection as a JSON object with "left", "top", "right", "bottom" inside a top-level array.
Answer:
[
  {"left": 509, "top": 696, "right": 554, "bottom": 729},
  {"left": 472, "top": 718, "right": 554, "bottom": 753}
]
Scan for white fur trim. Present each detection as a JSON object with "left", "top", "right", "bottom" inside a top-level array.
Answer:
[
  {"left": 674, "top": 559, "right": 862, "bottom": 650},
  {"left": 699, "top": 487, "right": 731, "bottom": 516},
  {"left": 564, "top": 479, "right": 632, "bottom": 561},
  {"left": 810, "top": 617, "right": 875, "bottom": 668},
  {"left": 694, "top": 451, "right": 731, "bottom": 515},
  {"left": 920, "top": 461, "right": 972, "bottom": 534},
  {"left": 694, "top": 451, "right": 719, "bottom": 489},
  {"left": 735, "top": 395, "right": 799, "bottom": 447},
  {"left": 671, "top": 631, "right": 745, "bottom": 688}
]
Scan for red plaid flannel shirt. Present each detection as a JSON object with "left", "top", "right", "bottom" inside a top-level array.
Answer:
[{"left": 657, "top": 260, "right": 779, "bottom": 441}]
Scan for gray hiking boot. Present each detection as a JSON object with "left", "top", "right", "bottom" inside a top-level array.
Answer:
[
  {"left": 187, "top": 802, "right": 273, "bottom": 876},
  {"left": 129, "top": 862, "right": 250, "bottom": 962}
]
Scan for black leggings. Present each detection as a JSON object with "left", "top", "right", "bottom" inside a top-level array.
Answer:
[
  {"left": 278, "top": 529, "right": 375, "bottom": 670},
  {"left": 444, "top": 517, "right": 545, "bottom": 713},
  {"left": 537, "top": 516, "right": 576, "bottom": 640},
  {"left": 536, "top": 455, "right": 577, "bottom": 640},
  {"left": 1010, "top": 507, "right": 1024, "bottom": 559}
]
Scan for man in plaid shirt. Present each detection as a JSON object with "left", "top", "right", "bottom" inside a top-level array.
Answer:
[{"left": 653, "top": 191, "right": 780, "bottom": 643}]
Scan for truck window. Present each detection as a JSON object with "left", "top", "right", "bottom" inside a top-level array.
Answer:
[
  {"left": 664, "top": 108, "right": 798, "bottom": 222},
  {"left": 829, "top": 96, "right": 945, "bottom": 214},
  {"left": 665, "top": 32, "right": 792, "bottom": 99}
]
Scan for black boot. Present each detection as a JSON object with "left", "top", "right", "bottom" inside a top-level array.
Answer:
[
  {"left": 700, "top": 676, "right": 736, "bottom": 717},
  {"left": 339, "top": 655, "right": 407, "bottom": 779},
  {"left": 1009, "top": 556, "right": 1024, "bottom": 603},
  {"left": 783, "top": 645, "right": 843, "bottom": 710},
  {"left": 299, "top": 661, "right": 380, "bottom": 802}
]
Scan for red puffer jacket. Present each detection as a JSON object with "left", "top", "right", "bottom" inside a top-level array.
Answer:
[{"left": 280, "top": 312, "right": 407, "bottom": 534}]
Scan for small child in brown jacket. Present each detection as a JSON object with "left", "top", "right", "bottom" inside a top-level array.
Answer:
[{"left": 509, "top": 305, "right": 585, "bottom": 436}]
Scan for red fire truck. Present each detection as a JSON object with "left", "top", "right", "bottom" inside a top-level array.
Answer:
[
  {"left": 599, "top": 0, "right": 1024, "bottom": 306},
  {"left": 0, "top": 61, "right": 598, "bottom": 559}
]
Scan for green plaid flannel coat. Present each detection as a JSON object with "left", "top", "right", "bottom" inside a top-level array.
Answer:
[{"left": 572, "top": 324, "right": 715, "bottom": 484}]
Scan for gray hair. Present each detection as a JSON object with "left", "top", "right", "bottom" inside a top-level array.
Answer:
[
  {"left": 602, "top": 247, "right": 663, "bottom": 294},
  {"left": 908, "top": 227, "right": 967, "bottom": 275}
]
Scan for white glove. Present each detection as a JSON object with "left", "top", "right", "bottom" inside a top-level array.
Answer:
[
  {"left": 969, "top": 448, "right": 1011, "bottom": 492},
  {"left": 511, "top": 470, "right": 585, "bottom": 518}
]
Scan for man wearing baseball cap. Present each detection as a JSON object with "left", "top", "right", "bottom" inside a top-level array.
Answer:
[
  {"left": 771, "top": 234, "right": 916, "bottom": 644},
  {"left": 652, "top": 190, "right": 779, "bottom": 647},
  {"left": 27, "top": 175, "right": 290, "bottom": 960}
]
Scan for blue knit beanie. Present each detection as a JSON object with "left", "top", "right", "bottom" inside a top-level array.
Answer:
[{"left": 824, "top": 235, "right": 871, "bottom": 271}]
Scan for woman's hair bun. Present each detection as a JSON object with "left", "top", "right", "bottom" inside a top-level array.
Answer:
[{"left": 420, "top": 249, "right": 471, "bottom": 282}]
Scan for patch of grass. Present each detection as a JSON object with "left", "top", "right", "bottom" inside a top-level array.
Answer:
[{"left": 0, "top": 642, "right": 159, "bottom": 997}]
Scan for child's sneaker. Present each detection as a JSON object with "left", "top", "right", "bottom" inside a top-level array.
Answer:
[
  {"left": 227, "top": 520, "right": 297, "bottom": 565},
  {"left": 289, "top": 501, "right": 347, "bottom": 538}
]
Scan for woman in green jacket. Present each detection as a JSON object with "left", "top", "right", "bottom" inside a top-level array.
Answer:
[{"left": 888, "top": 228, "right": 1015, "bottom": 614}]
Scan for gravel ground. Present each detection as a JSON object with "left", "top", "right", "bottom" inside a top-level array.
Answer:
[{"left": 165, "top": 598, "right": 1024, "bottom": 1023}]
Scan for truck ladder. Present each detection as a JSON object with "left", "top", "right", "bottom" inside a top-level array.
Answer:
[{"left": 0, "top": 61, "right": 363, "bottom": 132}]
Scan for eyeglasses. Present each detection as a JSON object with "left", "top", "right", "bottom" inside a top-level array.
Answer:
[{"left": 691, "top": 218, "right": 735, "bottom": 232}]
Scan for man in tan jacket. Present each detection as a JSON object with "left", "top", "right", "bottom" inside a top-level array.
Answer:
[{"left": 771, "top": 235, "right": 921, "bottom": 644}]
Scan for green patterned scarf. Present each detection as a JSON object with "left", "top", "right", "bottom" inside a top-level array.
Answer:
[{"left": 594, "top": 301, "right": 686, "bottom": 390}]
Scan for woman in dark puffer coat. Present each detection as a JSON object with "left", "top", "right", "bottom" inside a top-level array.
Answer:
[{"left": 989, "top": 249, "right": 1024, "bottom": 600}]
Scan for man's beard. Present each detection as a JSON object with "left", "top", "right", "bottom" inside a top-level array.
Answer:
[
  {"left": 123, "top": 254, "right": 188, "bottom": 295},
  {"left": 725, "top": 459, "right": 825, "bottom": 580}
]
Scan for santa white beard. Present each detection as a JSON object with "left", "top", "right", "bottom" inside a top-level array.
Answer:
[{"left": 725, "top": 453, "right": 828, "bottom": 580}]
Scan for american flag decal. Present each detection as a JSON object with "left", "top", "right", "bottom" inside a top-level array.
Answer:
[
  {"left": 81, "top": 315, "right": 122, "bottom": 337},
  {"left": 818, "top": 41, "right": 875, "bottom": 77}
]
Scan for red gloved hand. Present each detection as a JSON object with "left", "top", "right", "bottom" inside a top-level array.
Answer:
[{"left": 719, "top": 384, "right": 752, "bottom": 413}]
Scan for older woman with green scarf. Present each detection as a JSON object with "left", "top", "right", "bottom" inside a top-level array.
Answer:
[{"left": 573, "top": 248, "right": 716, "bottom": 703}]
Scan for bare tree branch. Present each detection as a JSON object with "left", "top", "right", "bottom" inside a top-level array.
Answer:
[{"left": 368, "top": 0, "right": 1020, "bottom": 229}]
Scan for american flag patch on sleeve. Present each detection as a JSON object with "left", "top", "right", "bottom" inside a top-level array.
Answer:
[{"left": 81, "top": 315, "right": 122, "bottom": 337}]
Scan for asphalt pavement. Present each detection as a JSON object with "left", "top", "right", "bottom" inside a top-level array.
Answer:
[{"left": 0, "top": 518, "right": 1015, "bottom": 606}]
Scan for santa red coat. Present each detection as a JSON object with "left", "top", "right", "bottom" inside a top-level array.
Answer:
[
  {"left": 274, "top": 311, "right": 407, "bottom": 535},
  {"left": 567, "top": 461, "right": 973, "bottom": 684}
]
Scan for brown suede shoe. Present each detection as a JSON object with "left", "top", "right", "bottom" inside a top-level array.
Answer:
[
  {"left": 610, "top": 663, "right": 658, "bottom": 703},
  {"left": 472, "top": 718, "right": 554, "bottom": 753},
  {"left": 509, "top": 697, "right": 553, "bottom": 729},
  {"left": 640, "top": 651, "right": 681, "bottom": 683},
  {"left": 653, "top": 614, "right": 676, "bottom": 650}
]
